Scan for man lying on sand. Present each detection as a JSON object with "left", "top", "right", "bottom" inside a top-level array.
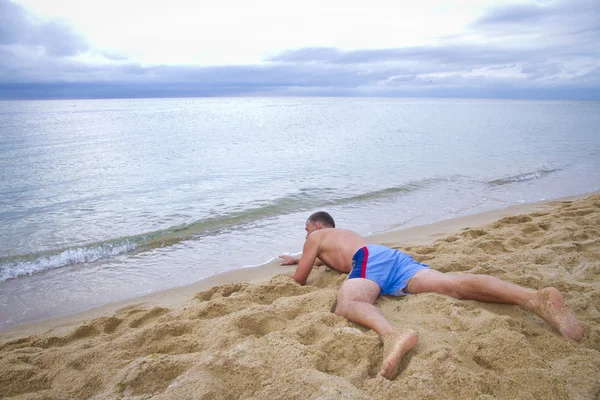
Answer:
[{"left": 279, "top": 211, "right": 583, "bottom": 380}]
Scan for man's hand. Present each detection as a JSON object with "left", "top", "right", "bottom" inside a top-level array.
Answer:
[{"left": 279, "top": 255, "right": 299, "bottom": 265}]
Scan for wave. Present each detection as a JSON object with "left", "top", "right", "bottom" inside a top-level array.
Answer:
[
  {"left": 487, "top": 168, "right": 559, "bottom": 186},
  {"left": 339, "top": 177, "right": 454, "bottom": 204},
  {"left": 0, "top": 241, "right": 138, "bottom": 283},
  {"left": 0, "top": 176, "right": 455, "bottom": 282}
]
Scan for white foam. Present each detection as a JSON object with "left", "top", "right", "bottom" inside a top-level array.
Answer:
[
  {"left": 238, "top": 251, "right": 303, "bottom": 270},
  {"left": 0, "top": 241, "right": 138, "bottom": 283}
]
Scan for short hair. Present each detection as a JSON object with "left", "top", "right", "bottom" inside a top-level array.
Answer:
[{"left": 307, "top": 211, "right": 335, "bottom": 228}]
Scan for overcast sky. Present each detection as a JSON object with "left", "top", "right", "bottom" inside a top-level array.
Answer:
[{"left": 1, "top": 0, "right": 599, "bottom": 99}]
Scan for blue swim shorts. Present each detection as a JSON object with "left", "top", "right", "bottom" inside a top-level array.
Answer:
[{"left": 348, "top": 245, "right": 429, "bottom": 296}]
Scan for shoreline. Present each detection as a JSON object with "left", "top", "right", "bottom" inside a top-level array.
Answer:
[
  {"left": 1, "top": 191, "right": 599, "bottom": 399},
  {"left": 2, "top": 190, "right": 596, "bottom": 339}
]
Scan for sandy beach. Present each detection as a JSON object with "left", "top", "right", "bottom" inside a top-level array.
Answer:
[{"left": 1, "top": 193, "right": 599, "bottom": 399}]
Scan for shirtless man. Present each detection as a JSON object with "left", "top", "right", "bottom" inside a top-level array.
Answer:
[{"left": 279, "top": 211, "right": 583, "bottom": 380}]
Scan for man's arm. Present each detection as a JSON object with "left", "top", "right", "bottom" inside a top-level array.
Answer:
[
  {"left": 279, "top": 255, "right": 324, "bottom": 266},
  {"left": 291, "top": 235, "right": 320, "bottom": 286}
]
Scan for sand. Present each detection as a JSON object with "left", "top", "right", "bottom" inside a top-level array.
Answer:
[{"left": 1, "top": 194, "right": 599, "bottom": 399}]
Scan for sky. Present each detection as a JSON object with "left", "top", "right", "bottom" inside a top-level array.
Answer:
[{"left": 0, "top": 0, "right": 599, "bottom": 99}]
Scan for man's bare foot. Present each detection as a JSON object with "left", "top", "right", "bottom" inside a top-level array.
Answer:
[
  {"left": 379, "top": 329, "right": 418, "bottom": 380},
  {"left": 531, "top": 287, "right": 582, "bottom": 341}
]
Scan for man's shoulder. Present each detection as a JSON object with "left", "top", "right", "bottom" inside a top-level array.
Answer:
[
  {"left": 329, "top": 228, "right": 361, "bottom": 236},
  {"left": 306, "top": 228, "right": 335, "bottom": 244},
  {"left": 307, "top": 228, "right": 362, "bottom": 240},
  {"left": 317, "top": 228, "right": 363, "bottom": 241},
  {"left": 307, "top": 229, "right": 328, "bottom": 240},
  {"left": 310, "top": 227, "right": 341, "bottom": 237}
]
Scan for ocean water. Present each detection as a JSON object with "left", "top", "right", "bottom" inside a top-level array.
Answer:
[{"left": 1, "top": 97, "right": 599, "bottom": 330}]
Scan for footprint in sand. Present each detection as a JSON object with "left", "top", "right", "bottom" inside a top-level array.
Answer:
[
  {"left": 233, "top": 311, "right": 288, "bottom": 337},
  {"left": 493, "top": 215, "right": 532, "bottom": 228},
  {"left": 195, "top": 283, "right": 248, "bottom": 301},
  {"left": 114, "top": 354, "right": 191, "bottom": 397},
  {"left": 461, "top": 229, "right": 488, "bottom": 239},
  {"left": 475, "top": 239, "right": 508, "bottom": 255},
  {"left": 127, "top": 307, "right": 170, "bottom": 328},
  {"left": 296, "top": 322, "right": 332, "bottom": 346},
  {"left": 193, "top": 299, "right": 243, "bottom": 320},
  {"left": 313, "top": 327, "right": 381, "bottom": 379}
]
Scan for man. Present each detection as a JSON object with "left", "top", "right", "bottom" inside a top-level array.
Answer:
[{"left": 279, "top": 211, "right": 583, "bottom": 380}]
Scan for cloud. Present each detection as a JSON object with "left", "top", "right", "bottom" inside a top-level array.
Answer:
[
  {"left": 0, "top": 0, "right": 88, "bottom": 56},
  {"left": 474, "top": 3, "right": 549, "bottom": 25},
  {"left": 472, "top": 0, "right": 600, "bottom": 42},
  {"left": 101, "top": 51, "right": 130, "bottom": 61},
  {"left": 0, "top": 0, "right": 598, "bottom": 100},
  {"left": 261, "top": 0, "right": 600, "bottom": 95},
  {"left": 268, "top": 45, "right": 540, "bottom": 68}
]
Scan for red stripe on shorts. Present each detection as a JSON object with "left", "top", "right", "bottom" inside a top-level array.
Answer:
[{"left": 361, "top": 246, "right": 369, "bottom": 278}]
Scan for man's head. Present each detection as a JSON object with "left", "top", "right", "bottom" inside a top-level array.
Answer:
[{"left": 305, "top": 211, "right": 335, "bottom": 238}]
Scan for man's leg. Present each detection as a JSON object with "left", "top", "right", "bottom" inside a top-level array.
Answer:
[
  {"left": 334, "top": 278, "right": 418, "bottom": 380},
  {"left": 406, "top": 269, "right": 582, "bottom": 340}
]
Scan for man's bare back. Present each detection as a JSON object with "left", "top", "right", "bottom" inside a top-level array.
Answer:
[
  {"left": 291, "top": 227, "right": 366, "bottom": 285},
  {"left": 303, "top": 228, "right": 367, "bottom": 273}
]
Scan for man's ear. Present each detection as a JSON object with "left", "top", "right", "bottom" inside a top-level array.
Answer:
[{"left": 316, "top": 222, "right": 323, "bottom": 230}]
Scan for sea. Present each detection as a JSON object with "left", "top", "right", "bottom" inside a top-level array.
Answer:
[{"left": 1, "top": 97, "right": 599, "bottom": 331}]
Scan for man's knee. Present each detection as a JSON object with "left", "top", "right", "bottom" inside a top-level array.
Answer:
[
  {"left": 333, "top": 303, "right": 346, "bottom": 317},
  {"left": 409, "top": 269, "right": 462, "bottom": 298},
  {"left": 333, "top": 292, "right": 350, "bottom": 317},
  {"left": 334, "top": 285, "right": 352, "bottom": 316},
  {"left": 447, "top": 284, "right": 466, "bottom": 300},
  {"left": 444, "top": 275, "right": 475, "bottom": 299},
  {"left": 334, "top": 278, "right": 379, "bottom": 316}
]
